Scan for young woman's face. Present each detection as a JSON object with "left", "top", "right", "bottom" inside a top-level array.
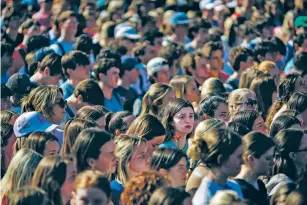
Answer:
[
  {"left": 43, "top": 140, "right": 59, "bottom": 156},
  {"left": 96, "top": 116, "right": 106, "bottom": 130},
  {"left": 161, "top": 89, "right": 176, "bottom": 107},
  {"left": 252, "top": 116, "right": 267, "bottom": 134},
  {"left": 129, "top": 142, "right": 150, "bottom": 177},
  {"left": 173, "top": 107, "right": 194, "bottom": 136},
  {"left": 214, "top": 103, "right": 230, "bottom": 123},
  {"left": 74, "top": 188, "right": 109, "bottom": 205},
  {"left": 222, "top": 145, "right": 243, "bottom": 177},
  {"left": 147, "top": 135, "right": 165, "bottom": 157},
  {"left": 168, "top": 157, "right": 188, "bottom": 187},
  {"left": 52, "top": 92, "right": 66, "bottom": 124},
  {"left": 253, "top": 147, "right": 275, "bottom": 176},
  {"left": 91, "top": 140, "right": 117, "bottom": 174},
  {"left": 61, "top": 162, "right": 77, "bottom": 204},
  {"left": 294, "top": 76, "right": 306, "bottom": 93},
  {"left": 156, "top": 69, "right": 171, "bottom": 84},
  {"left": 185, "top": 80, "right": 200, "bottom": 104}
]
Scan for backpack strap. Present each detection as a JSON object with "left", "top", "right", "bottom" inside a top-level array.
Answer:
[{"left": 57, "top": 42, "right": 65, "bottom": 55}]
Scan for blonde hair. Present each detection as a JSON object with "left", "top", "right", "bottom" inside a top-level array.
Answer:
[
  {"left": 258, "top": 61, "right": 277, "bottom": 74},
  {"left": 228, "top": 88, "right": 255, "bottom": 116},
  {"left": 209, "top": 190, "right": 243, "bottom": 205},
  {"left": 201, "top": 78, "right": 226, "bottom": 99},
  {"left": 115, "top": 135, "right": 147, "bottom": 185},
  {"left": 1, "top": 149, "right": 42, "bottom": 199},
  {"left": 170, "top": 75, "right": 193, "bottom": 99}
]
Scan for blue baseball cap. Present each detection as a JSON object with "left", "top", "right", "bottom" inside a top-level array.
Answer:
[
  {"left": 115, "top": 26, "right": 141, "bottom": 39},
  {"left": 121, "top": 57, "right": 144, "bottom": 71},
  {"left": 14, "top": 111, "right": 59, "bottom": 137},
  {"left": 169, "top": 12, "right": 190, "bottom": 26}
]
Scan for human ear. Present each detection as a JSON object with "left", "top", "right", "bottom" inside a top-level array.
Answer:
[
  {"left": 87, "top": 158, "right": 96, "bottom": 169},
  {"left": 217, "top": 154, "right": 223, "bottom": 165},
  {"left": 43, "top": 67, "right": 51, "bottom": 75},
  {"left": 289, "top": 152, "right": 296, "bottom": 161}
]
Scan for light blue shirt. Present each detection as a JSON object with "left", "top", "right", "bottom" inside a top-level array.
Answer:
[
  {"left": 50, "top": 38, "right": 75, "bottom": 55},
  {"left": 160, "top": 140, "right": 189, "bottom": 154},
  {"left": 104, "top": 92, "right": 124, "bottom": 112},
  {"left": 60, "top": 81, "right": 75, "bottom": 99},
  {"left": 193, "top": 177, "right": 244, "bottom": 205}
]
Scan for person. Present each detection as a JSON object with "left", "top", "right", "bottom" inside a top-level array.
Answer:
[
  {"left": 147, "top": 57, "right": 171, "bottom": 84},
  {"left": 250, "top": 73, "right": 277, "bottom": 119},
  {"left": 0, "top": 110, "right": 18, "bottom": 125},
  {"left": 170, "top": 75, "right": 201, "bottom": 107},
  {"left": 231, "top": 110, "right": 267, "bottom": 134},
  {"left": 93, "top": 56, "right": 123, "bottom": 112},
  {"left": 50, "top": 11, "right": 78, "bottom": 55},
  {"left": 1, "top": 10, "right": 22, "bottom": 48},
  {"left": 159, "top": 99, "right": 195, "bottom": 154},
  {"left": 269, "top": 183, "right": 297, "bottom": 205},
  {"left": 32, "top": 0, "right": 53, "bottom": 31},
  {"left": 65, "top": 79, "right": 105, "bottom": 119},
  {"left": 202, "top": 41, "right": 229, "bottom": 83},
  {"left": 72, "top": 170, "right": 111, "bottom": 205},
  {"left": 1, "top": 123, "right": 16, "bottom": 178},
  {"left": 72, "top": 128, "right": 116, "bottom": 174},
  {"left": 287, "top": 92, "right": 307, "bottom": 128},
  {"left": 114, "top": 25, "right": 140, "bottom": 57},
  {"left": 166, "top": 12, "right": 190, "bottom": 45},
  {"left": 6, "top": 73, "right": 32, "bottom": 114},
  {"left": 29, "top": 53, "right": 63, "bottom": 86},
  {"left": 149, "top": 187, "right": 192, "bottom": 205},
  {"left": 228, "top": 88, "right": 258, "bottom": 118},
  {"left": 225, "top": 47, "right": 254, "bottom": 91},
  {"left": 269, "top": 114, "right": 301, "bottom": 138},
  {"left": 0, "top": 43, "right": 14, "bottom": 84},
  {"left": 257, "top": 61, "right": 280, "bottom": 86},
  {"left": 192, "top": 128, "right": 243, "bottom": 205},
  {"left": 253, "top": 41, "right": 279, "bottom": 64},
  {"left": 200, "top": 78, "right": 227, "bottom": 99},
  {"left": 235, "top": 132, "right": 275, "bottom": 205},
  {"left": 150, "top": 147, "right": 188, "bottom": 187},
  {"left": 61, "top": 119, "right": 97, "bottom": 155},
  {"left": 198, "top": 95, "right": 230, "bottom": 123},
  {"left": 111, "top": 135, "right": 150, "bottom": 205},
  {"left": 209, "top": 190, "right": 245, "bottom": 205},
  {"left": 126, "top": 114, "right": 166, "bottom": 157},
  {"left": 114, "top": 57, "right": 141, "bottom": 112},
  {"left": 8, "top": 187, "right": 53, "bottom": 205},
  {"left": 75, "top": 106, "right": 106, "bottom": 130},
  {"left": 108, "top": 111, "right": 136, "bottom": 136},
  {"left": 266, "top": 129, "right": 307, "bottom": 196},
  {"left": 0, "top": 149, "right": 42, "bottom": 204},
  {"left": 140, "top": 83, "right": 176, "bottom": 117},
  {"left": 120, "top": 171, "right": 170, "bottom": 205},
  {"left": 31, "top": 155, "right": 76, "bottom": 205},
  {"left": 60, "top": 51, "right": 90, "bottom": 99},
  {"left": 1, "top": 84, "right": 12, "bottom": 111}
]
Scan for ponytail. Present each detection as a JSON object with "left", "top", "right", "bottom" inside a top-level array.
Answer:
[{"left": 266, "top": 100, "right": 284, "bottom": 129}]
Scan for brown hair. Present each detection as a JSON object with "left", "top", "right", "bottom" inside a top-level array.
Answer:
[
  {"left": 180, "top": 50, "right": 204, "bottom": 75},
  {"left": 170, "top": 75, "right": 194, "bottom": 99},
  {"left": 239, "top": 67, "right": 265, "bottom": 89},
  {"left": 75, "top": 106, "right": 105, "bottom": 121},
  {"left": 23, "top": 132, "right": 58, "bottom": 156},
  {"left": 0, "top": 110, "right": 18, "bottom": 124}
]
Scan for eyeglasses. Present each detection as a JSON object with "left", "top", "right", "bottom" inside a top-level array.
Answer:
[
  {"left": 236, "top": 99, "right": 257, "bottom": 108},
  {"left": 55, "top": 98, "right": 67, "bottom": 108}
]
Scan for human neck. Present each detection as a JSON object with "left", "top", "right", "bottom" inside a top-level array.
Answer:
[
  {"left": 60, "top": 31, "right": 75, "bottom": 43},
  {"left": 208, "top": 168, "right": 228, "bottom": 187},
  {"left": 67, "top": 78, "right": 80, "bottom": 89},
  {"left": 30, "top": 72, "right": 45, "bottom": 85},
  {"left": 120, "top": 77, "right": 131, "bottom": 89},
  {"left": 236, "top": 165, "right": 259, "bottom": 189},
  {"left": 172, "top": 33, "right": 185, "bottom": 44},
  {"left": 99, "top": 81, "right": 113, "bottom": 99},
  {"left": 172, "top": 132, "right": 187, "bottom": 149}
]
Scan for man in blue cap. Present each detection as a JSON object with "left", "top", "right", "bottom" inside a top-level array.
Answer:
[{"left": 165, "top": 12, "right": 190, "bottom": 46}]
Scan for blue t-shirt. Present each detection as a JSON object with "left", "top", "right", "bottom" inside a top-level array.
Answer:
[
  {"left": 60, "top": 81, "right": 75, "bottom": 99},
  {"left": 50, "top": 38, "right": 75, "bottom": 56},
  {"left": 110, "top": 180, "right": 124, "bottom": 205},
  {"left": 1, "top": 72, "right": 10, "bottom": 84},
  {"left": 160, "top": 140, "right": 189, "bottom": 154},
  {"left": 193, "top": 177, "right": 244, "bottom": 205},
  {"left": 11, "top": 106, "right": 21, "bottom": 114},
  {"left": 104, "top": 92, "right": 124, "bottom": 112}
]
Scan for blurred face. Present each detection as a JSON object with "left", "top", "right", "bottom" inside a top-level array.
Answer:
[
  {"left": 269, "top": 66, "right": 280, "bottom": 86},
  {"left": 294, "top": 134, "right": 307, "bottom": 175},
  {"left": 185, "top": 80, "right": 200, "bottom": 104},
  {"left": 26, "top": 24, "right": 41, "bottom": 37},
  {"left": 173, "top": 107, "right": 194, "bottom": 135},
  {"left": 89, "top": 140, "right": 117, "bottom": 174},
  {"left": 52, "top": 92, "right": 66, "bottom": 124},
  {"left": 8, "top": 15, "right": 20, "bottom": 29},
  {"left": 214, "top": 103, "right": 230, "bottom": 123},
  {"left": 144, "top": 45, "right": 157, "bottom": 62},
  {"left": 195, "top": 57, "right": 208, "bottom": 79},
  {"left": 129, "top": 142, "right": 150, "bottom": 177},
  {"left": 62, "top": 16, "right": 78, "bottom": 36},
  {"left": 122, "top": 38, "right": 136, "bottom": 52},
  {"left": 294, "top": 76, "right": 306, "bottom": 93},
  {"left": 147, "top": 135, "right": 165, "bottom": 157},
  {"left": 209, "top": 50, "right": 224, "bottom": 70},
  {"left": 154, "top": 37, "right": 163, "bottom": 52},
  {"left": 253, "top": 147, "right": 275, "bottom": 176},
  {"left": 252, "top": 116, "right": 267, "bottom": 134},
  {"left": 104, "top": 67, "right": 120, "bottom": 89},
  {"left": 61, "top": 162, "right": 76, "bottom": 203},
  {"left": 96, "top": 116, "right": 106, "bottom": 130},
  {"left": 168, "top": 157, "right": 188, "bottom": 187},
  {"left": 174, "top": 24, "right": 188, "bottom": 36},
  {"left": 161, "top": 89, "right": 176, "bottom": 107},
  {"left": 156, "top": 69, "right": 170, "bottom": 84},
  {"left": 71, "top": 64, "right": 90, "bottom": 82},
  {"left": 75, "top": 188, "right": 109, "bottom": 205},
  {"left": 241, "top": 56, "right": 254, "bottom": 71},
  {"left": 127, "top": 68, "right": 140, "bottom": 84},
  {"left": 222, "top": 145, "right": 243, "bottom": 177},
  {"left": 1, "top": 97, "right": 12, "bottom": 110},
  {"left": 43, "top": 140, "right": 59, "bottom": 156}
]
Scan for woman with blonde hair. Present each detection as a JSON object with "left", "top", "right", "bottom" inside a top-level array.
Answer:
[
  {"left": 0, "top": 110, "right": 18, "bottom": 125},
  {"left": 257, "top": 61, "right": 280, "bottom": 86},
  {"left": 200, "top": 78, "right": 227, "bottom": 100},
  {"left": 209, "top": 190, "right": 245, "bottom": 205},
  {"left": 1, "top": 149, "right": 42, "bottom": 204},
  {"left": 141, "top": 83, "right": 175, "bottom": 117},
  {"left": 111, "top": 135, "right": 150, "bottom": 205}
]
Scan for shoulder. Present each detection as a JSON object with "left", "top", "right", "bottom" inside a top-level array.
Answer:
[
  {"left": 159, "top": 141, "right": 176, "bottom": 149},
  {"left": 227, "top": 179, "right": 244, "bottom": 198}
]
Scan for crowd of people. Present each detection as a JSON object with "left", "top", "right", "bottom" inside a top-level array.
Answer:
[{"left": 1, "top": 0, "right": 307, "bottom": 204}]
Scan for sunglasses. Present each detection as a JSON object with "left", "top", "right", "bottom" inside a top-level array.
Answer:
[
  {"left": 236, "top": 99, "right": 257, "bottom": 108},
  {"left": 55, "top": 98, "right": 67, "bottom": 108}
]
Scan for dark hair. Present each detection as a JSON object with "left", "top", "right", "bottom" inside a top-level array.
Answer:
[
  {"left": 202, "top": 41, "right": 223, "bottom": 59},
  {"left": 148, "top": 187, "right": 191, "bottom": 205},
  {"left": 126, "top": 114, "right": 166, "bottom": 141},
  {"left": 26, "top": 36, "right": 50, "bottom": 54},
  {"left": 93, "top": 57, "right": 123, "bottom": 80},
  {"left": 232, "top": 110, "right": 260, "bottom": 132},
  {"left": 229, "top": 46, "right": 253, "bottom": 72},
  {"left": 72, "top": 128, "right": 112, "bottom": 173},
  {"left": 288, "top": 92, "right": 307, "bottom": 114},
  {"left": 61, "top": 51, "right": 90, "bottom": 78},
  {"left": 294, "top": 33, "right": 307, "bottom": 48},
  {"left": 271, "top": 129, "right": 305, "bottom": 180},
  {"left": 1, "top": 84, "right": 12, "bottom": 99},
  {"left": 253, "top": 40, "right": 276, "bottom": 63},
  {"left": 75, "top": 106, "right": 104, "bottom": 121},
  {"left": 108, "top": 111, "right": 133, "bottom": 136},
  {"left": 227, "top": 122, "right": 250, "bottom": 136},
  {"left": 198, "top": 95, "right": 227, "bottom": 118},
  {"left": 150, "top": 148, "right": 187, "bottom": 171},
  {"left": 180, "top": 50, "right": 204, "bottom": 75},
  {"left": 250, "top": 74, "right": 277, "bottom": 118},
  {"left": 74, "top": 34, "right": 93, "bottom": 55},
  {"left": 73, "top": 79, "right": 105, "bottom": 105},
  {"left": 160, "top": 99, "right": 194, "bottom": 142},
  {"left": 294, "top": 52, "right": 307, "bottom": 75},
  {"left": 38, "top": 53, "right": 63, "bottom": 76},
  {"left": 187, "top": 20, "right": 211, "bottom": 40},
  {"left": 61, "top": 119, "right": 97, "bottom": 155},
  {"left": 242, "top": 131, "right": 275, "bottom": 162},
  {"left": 269, "top": 115, "right": 301, "bottom": 137},
  {"left": 0, "top": 110, "right": 17, "bottom": 124},
  {"left": 23, "top": 132, "right": 58, "bottom": 155},
  {"left": 142, "top": 30, "right": 164, "bottom": 45},
  {"left": 1, "top": 42, "right": 14, "bottom": 57}
]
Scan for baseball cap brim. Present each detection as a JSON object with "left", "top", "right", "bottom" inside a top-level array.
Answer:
[
  {"left": 174, "top": 20, "right": 190, "bottom": 25},
  {"left": 124, "top": 34, "right": 141, "bottom": 39}
]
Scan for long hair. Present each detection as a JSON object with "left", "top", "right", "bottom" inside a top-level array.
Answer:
[{"left": 23, "top": 132, "right": 58, "bottom": 156}]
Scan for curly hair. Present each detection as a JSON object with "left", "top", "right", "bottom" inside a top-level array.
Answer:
[{"left": 120, "top": 171, "right": 170, "bottom": 205}]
